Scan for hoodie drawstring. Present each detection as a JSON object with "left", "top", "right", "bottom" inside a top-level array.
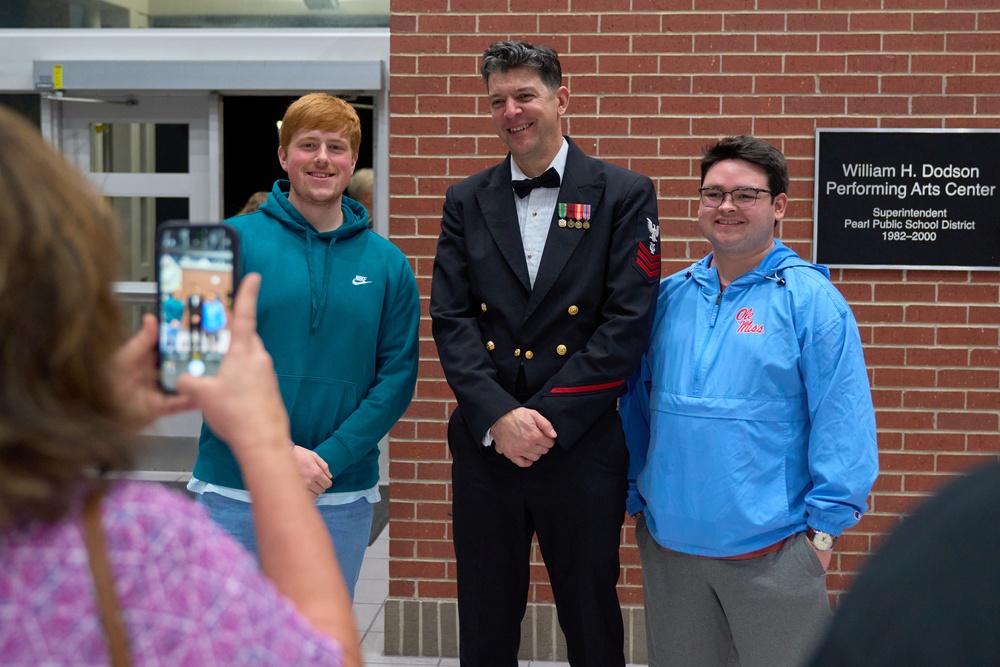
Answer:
[
  {"left": 764, "top": 271, "right": 786, "bottom": 286},
  {"left": 304, "top": 230, "right": 337, "bottom": 331},
  {"left": 313, "top": 237, "right": 335, "bottom": 330}
]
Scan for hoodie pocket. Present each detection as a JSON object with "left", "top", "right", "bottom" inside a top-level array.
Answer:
[{"left": 277, "top": 374, "right": 358, "bottom": 447}]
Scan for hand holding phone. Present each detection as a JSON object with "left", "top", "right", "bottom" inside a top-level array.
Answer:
[
  {"left": 156, "top": 222, "right": 240, "bottom": 393},
  {"left": 112, "top": 314, "right": 197, "bottom": 430}
]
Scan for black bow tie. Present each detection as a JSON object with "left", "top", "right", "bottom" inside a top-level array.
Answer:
[{"left": 511, "top": 167, "right": 561, "bottom": 199}]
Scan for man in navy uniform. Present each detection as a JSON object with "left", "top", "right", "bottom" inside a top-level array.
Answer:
[{"left": 430, "top": 40, "right": 661, "bottom": 667}]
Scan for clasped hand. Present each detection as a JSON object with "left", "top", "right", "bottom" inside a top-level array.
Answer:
[
  {"left": 490, "top": 407, "right": 557, "bottom": 467},
  {"left": 292, "top": 445, "right": 333, "bottom": 497}
]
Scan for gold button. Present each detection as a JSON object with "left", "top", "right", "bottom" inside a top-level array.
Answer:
[
  {"left": 514, "top": 348, "right": 521, "bottom": 357},
  {"left": 481, "top": 303, "right": 487, "bottom": 312},
  {"left": 556, "top": 345, "right": 567, "bottom": 356},
  {"left": 486, "top": 341, "right": 495, "bottom": 351},
  {"left": 568, "top": 305, "right": 579, "bottom": 315},
  {"left": 525, "top": 350, "right": 534, "bottom": 360}
]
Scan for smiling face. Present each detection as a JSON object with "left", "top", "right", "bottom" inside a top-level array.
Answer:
[
  {"left": 278, "top": 128, "right": 357, "bottom": 210},
  {"left": 698, "top": 158, "right": 787, "bottom": 280},
  {"left": 487, "top": 67, "right": 569, "bottom": 177}
]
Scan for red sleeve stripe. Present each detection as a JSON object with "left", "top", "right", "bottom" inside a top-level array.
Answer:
[{"left": 549, "top": 379, "right": 626, "bottom": 394}]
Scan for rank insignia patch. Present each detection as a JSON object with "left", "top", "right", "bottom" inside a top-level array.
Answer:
[{"left": 634, "top": 216, "right": 661, "bottom": 281}]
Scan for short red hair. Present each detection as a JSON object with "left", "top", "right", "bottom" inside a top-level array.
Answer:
[{"left": 279, "top": 93, "right": 361, "bottom": 156}]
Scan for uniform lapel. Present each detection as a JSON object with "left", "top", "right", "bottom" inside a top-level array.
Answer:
[
  {"left": 526, "top": 139, "right": 602, "bottom": 317},
  {"left": 476, "top": 156, "right": 531, "bottom": 293}
]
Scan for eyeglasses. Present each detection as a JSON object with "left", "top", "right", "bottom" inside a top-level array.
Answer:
[{"left": 698, "top": 187, "right": 774, "bottom": 209}]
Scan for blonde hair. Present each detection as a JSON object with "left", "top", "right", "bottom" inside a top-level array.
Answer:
[
  {"left": 237, "top": 190, "right": 269, "bottom": 216},
  {"left": 348, "top": 167, "right": 374, "bottom": 200},
  {"left": 278, "top": 93, "right": 361, "bottom": 156},
  {"left": 0, "top": 106, "right": 132, "bottom": 527}
]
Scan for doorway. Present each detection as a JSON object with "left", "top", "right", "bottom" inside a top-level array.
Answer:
[{"left": 221, "top": 95, "right": 374, "bottom": 219}]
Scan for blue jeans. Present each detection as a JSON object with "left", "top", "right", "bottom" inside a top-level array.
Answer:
[{"left": 197, "top": 492, "right": 374, "bottom": 600}]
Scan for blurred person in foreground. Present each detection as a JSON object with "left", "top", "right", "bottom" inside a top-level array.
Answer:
[
  {"left": 808, "top": 460, "right": 1000, "bottom": 667},
  {"left": 0, "top": 106, "right": 361, "bottom": 667},
  {"left": 621, "top": 135, "right": 878, "bottom": 667}
]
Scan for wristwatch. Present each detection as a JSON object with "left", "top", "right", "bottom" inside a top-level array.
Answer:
[{"left": 806, "top": 527, "right": 837, "bottom": 551}]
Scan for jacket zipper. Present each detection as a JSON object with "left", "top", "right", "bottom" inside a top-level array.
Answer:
[{"left": 692, "top": 289, "right": 724, "bottom": 392}]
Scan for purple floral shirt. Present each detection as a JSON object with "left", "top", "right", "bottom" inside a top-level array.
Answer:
[{"left": 0, "top": 481, "right": 343, "bottom": 666}]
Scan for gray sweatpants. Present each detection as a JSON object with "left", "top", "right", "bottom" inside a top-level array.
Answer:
[{"left": 636, "top": 515, "right": 832, "bottom": 667}]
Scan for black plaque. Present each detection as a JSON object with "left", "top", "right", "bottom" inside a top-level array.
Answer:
[{"left": 814, "top": 129, "right": 1000, "bottom": 269}]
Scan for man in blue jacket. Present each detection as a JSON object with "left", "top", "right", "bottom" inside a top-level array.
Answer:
[
  {"left": 621, "top": 135, "right": 878, "bottom": 667},
  {"left": 189, "top": 93, "right": 420, "bottom": 600}
]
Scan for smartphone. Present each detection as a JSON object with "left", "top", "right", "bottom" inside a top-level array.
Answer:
[{"left": 156, "top": 222, "right": 240, "bottom": 393}]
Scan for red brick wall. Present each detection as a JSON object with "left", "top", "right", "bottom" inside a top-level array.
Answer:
[{"left": 388, "top": 1, "right": 1000, "bottom": 611}]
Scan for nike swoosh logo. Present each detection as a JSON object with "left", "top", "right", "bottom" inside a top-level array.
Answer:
[{"left": 352, "top": 276, "right": 373, "bottom": 285}]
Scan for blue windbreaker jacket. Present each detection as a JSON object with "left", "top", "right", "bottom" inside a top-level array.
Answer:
[{"left": 621, "top": 240, "right": 878, "bottom": 557}]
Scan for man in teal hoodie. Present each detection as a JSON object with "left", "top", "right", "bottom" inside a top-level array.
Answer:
[{"left": 189, "top": 93, "right": 420, "bottom": 599}]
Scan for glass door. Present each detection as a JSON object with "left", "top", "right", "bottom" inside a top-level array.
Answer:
[
  {"left": 55, "top": 93, "right": 219, "bottom": 303},
  {"left": 44, "top": 93, "right": 222, "bottom": 477}
]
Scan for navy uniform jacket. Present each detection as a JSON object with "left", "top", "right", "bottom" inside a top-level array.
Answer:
[{"left": 431, "top": 137, "right": 660, "bottom": 452}]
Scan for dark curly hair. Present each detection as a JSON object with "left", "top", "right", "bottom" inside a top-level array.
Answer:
[{"left": 480, "top": 40, "right": 563, "bottom": 91}]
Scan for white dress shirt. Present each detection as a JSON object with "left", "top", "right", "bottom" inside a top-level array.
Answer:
[
  {"left": 484, "top": 139, "right": 570, "bottom": 447},
  {"left": 510, "top": 138, "right": 569, "bottom": 287}
]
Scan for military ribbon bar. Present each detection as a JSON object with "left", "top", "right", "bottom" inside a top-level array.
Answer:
[{"left": 558, "top": 202, "right": 592, "bottom": 229}]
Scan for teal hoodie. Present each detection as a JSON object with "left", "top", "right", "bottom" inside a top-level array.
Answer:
[{"left": 193, "top": 180, "right": 420, "bottom": 493}]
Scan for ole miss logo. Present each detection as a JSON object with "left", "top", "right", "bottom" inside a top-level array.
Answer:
[{"left": 735, "top": 307, "right": 764, "bottom": 334}]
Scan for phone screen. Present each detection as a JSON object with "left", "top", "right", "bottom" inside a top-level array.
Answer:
[{"left": 156, "top": 223, "right": 239, "bottom": 393}]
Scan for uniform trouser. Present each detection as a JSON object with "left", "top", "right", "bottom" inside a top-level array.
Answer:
[
  {"left": 636, "top": 515, "right": 832, "bottom": 667},
  {"left": 450, "top": 410, "right": 628, "bottom": 667}
]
